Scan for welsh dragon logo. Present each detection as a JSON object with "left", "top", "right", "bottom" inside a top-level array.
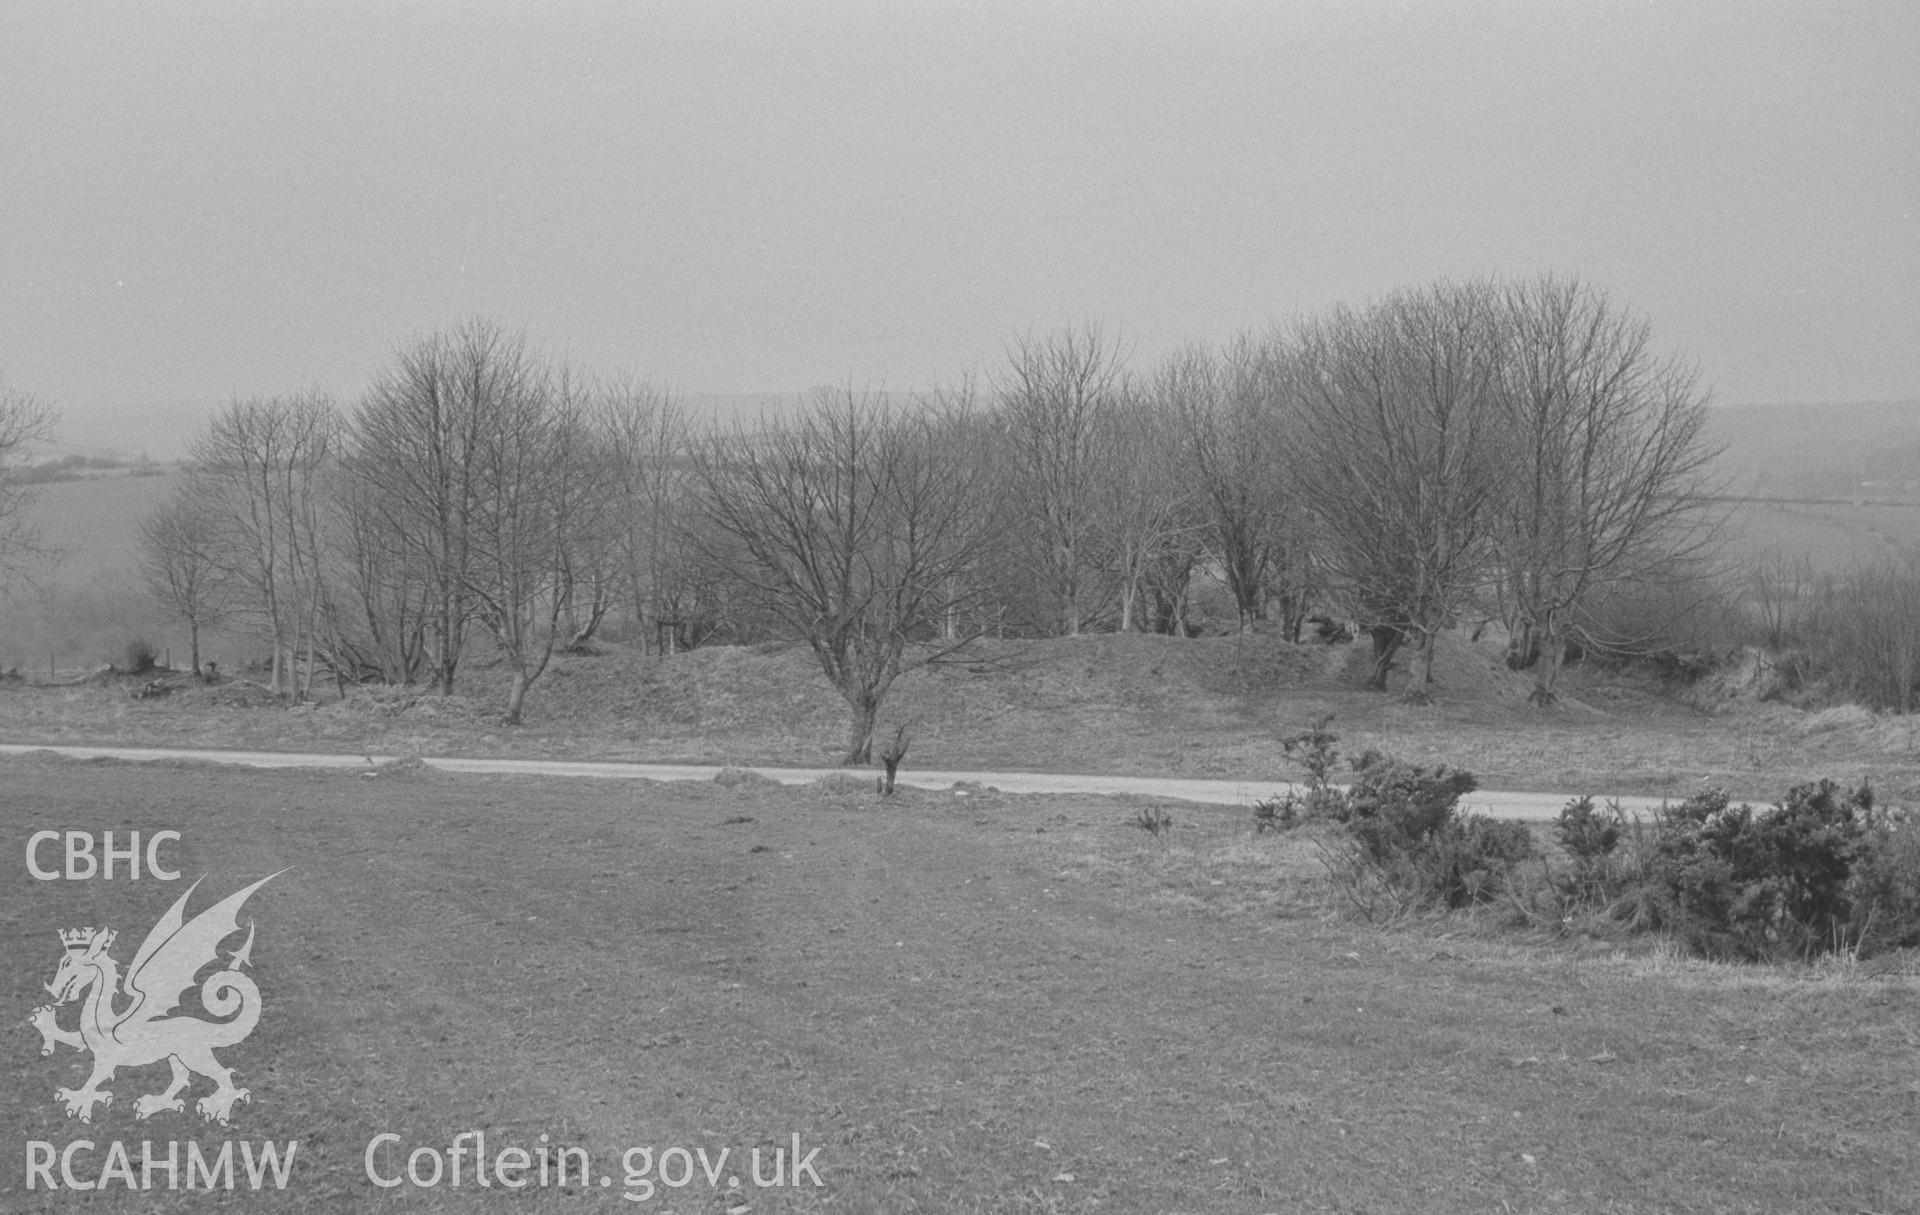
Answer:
[{"left": 28, "top": 872, "right": 282, "bottom": 1125}]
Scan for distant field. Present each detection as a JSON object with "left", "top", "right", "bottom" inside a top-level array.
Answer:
[
  {"left": 1720, "top": 497, "right": 1920, "bottom": 569},
  {"left": 22, "top": 470, "right": 175, "bottom": 584},
  {"left": 1706, "top": 399, "right": 1920, "bottom": 499},
  {"left": 0, "top": 471, "right": 191, "bottom": 674}
]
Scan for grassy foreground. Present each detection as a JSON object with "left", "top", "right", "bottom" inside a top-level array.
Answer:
[{"left": 4, "top": 754, "right": 1916, "bottom": 1213}]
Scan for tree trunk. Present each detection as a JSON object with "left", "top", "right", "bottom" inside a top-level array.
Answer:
[
  {"left": 433, "top": 584, "right": 460, "bottom": 695},
  {"left": 1528, "top": 634, "right": 1567, "bottom": 707},
  {"left": 877, "top": 724, "right": 911, "bottom": 795},
  {"left": 1506, "top": 619, "right": 1541, "bottom": 670},
  {"left": 1365, "top": 625, "right": 1402, "bottom": 691},
  {"left": 504, "top": 668, "right": 530, "bottom": 725},
  {"left": 188, "top": 620, "right": 202, "bottom": 678},
  {"left": 844, "top": 696, "right": 878, "bottom": 765},
  {"left": 1404, "top": 631, "right": 1436, "bottom": 704},
  {"left": 299, "top": 610, "right": 319, "bottom": 702}
]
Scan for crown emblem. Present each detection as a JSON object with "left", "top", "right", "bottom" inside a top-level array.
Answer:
[{"left": 59, "top": 927, "right": 113, "bottom": 951}]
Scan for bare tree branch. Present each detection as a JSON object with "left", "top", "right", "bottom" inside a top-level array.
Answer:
[{"left": 692, "top": 387, "right": 996, "bottom": 763}]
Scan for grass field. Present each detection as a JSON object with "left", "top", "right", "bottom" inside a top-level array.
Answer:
[
  {"left": 18, "top": 471, "right": 176, "bottom": 588},
  {"left": 1721, "top": 498, "right": 1920, "bottom": 569},
  {"left": 5, "top": 755, "right": 1916, "bottom": 1213}
]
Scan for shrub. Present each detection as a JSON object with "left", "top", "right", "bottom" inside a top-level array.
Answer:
[
  {"left": 1557, "top": 796, "right": 1624, "bottom": 864},
  {"left": 1538, "top": 782, "right": 1920, "bottom": 961},
  {"left": 1845, "top": 806, "right": 1920, "bottom": 955},
  {"left": 1260, "top": 715, "right": 1351, "bottom": 832},
  {"left": 1251, "top": 792, "right": 1300, "bottom": 834},
  {"left": 1578, "top": 562, "right": 1741, "bottom": 683},
  {"left": 1341, "top": 752, "right": 1479, "bottom": 860},
  {"left": 1282, "top": 714, "right": 1342, "bottom": 789},
  {"left": 1539, "top": 797, "right": 1667, "bottom": 931},
  {"left": 1645, "top": 782, "right": 1872, "bottom": 961},
  {"left": 1259, "top": 714, "right": 1351, "bottom": 829},
  {"left": 1554, "top": 797, "right": 1629, "bottom": 903},
  {"left": 1741, "top": 559, "right": 1920, "bottom": 712},
  {"left": 1419, "top": 815, "right": 1538, "bottom": 908},
  {"left": 1321, "top": 754, "right": 1535, "bottom": 912}
]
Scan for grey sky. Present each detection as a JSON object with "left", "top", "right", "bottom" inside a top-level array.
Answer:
[{"left": 5, "top": 1, "right": 1916, "bottom": 455}]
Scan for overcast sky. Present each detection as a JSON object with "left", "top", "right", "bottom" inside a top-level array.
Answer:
[{"left": 4, "top": 1, "right": 1916, "bottom": 455}]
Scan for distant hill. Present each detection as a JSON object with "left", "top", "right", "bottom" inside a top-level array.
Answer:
[{"left": 1706, "top": 399, "right": 1920, "bottom": 500}]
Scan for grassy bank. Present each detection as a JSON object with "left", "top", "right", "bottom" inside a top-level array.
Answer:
[{"left": 5, "top": 632, "right": 1920, "bottom": 805}]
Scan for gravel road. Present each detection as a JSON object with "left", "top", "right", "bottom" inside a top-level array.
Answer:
[{"left": 0, "top": 742, "right": 1675, "bottom": 821}]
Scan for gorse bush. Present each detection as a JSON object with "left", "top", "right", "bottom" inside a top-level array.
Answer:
[
  {"left": 1323, "top": 753, "right": 1535, "bottom": 913},
  {"left": 1847, "top": 806, "right": 1920, "bottom": 954},
  {"left": 1251, "top": 792, "right": 1300, "bottom": 834},
  {"left": 1521, "top": 782, "right": 1920, "bottom": 962},
  {"left": 1281, "top": 715, "right": 1343, "bottom": 800},
  {"left": 1541, "top": 797, "right": 1665, "bottom": 929},
  {"left": 1417, "top": 815, "right": 1537, "bottom": 909},
  {"left": 1293, "top": 728, "right": 1920, "bottom": 962},
  {"left": 1341, "top": 751, "right": 1480, "bottom": 859},
  {"left": 1258, "top": 714, "right": 1350, "bottom": 832},
  {"left": 1644, "top": 782, "right": 1868, "bottom": 961},
  {"left": 1557, "top": 796, "right": 1624, "bottom": 865}
]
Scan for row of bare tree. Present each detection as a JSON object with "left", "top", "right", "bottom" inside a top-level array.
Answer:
[
  {"left": 139, "top": 274, "right": 1719, "bottom": 755},
  {"left": 141, "top": 323, "right": 709, "bottom": 725}
]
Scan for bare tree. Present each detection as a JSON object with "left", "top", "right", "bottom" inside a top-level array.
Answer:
[
  {"left": 464, "top": 360, "right": 607, "bottom": 724},
  {"left": 1747, "top": 553, "right": 1818, "bottom": 651},
  {"left": 138, "top": 487, "right": 233, "bottom": 676},
  {"left": 1088, "top": 384, "right": 1206, "bottom": 632},
  {"left": 1489, "top": 274, "right": 1723, "bottom": 704},
  {"left": 0, "top": 377, "right": 57, "bottom": 586},
  {"left": 351, "top": 319, "right": 534, "bottom": 695},
  {"left": 693, "top": 387, "right": 994, "bottom": 763},
  {"left": 1294, "top": 281, "right": 1506, "bottom": 700},
  {"left": 597, "top": 377, "right": 707, "bottom": 652},
  {"left": 1160, "top": 335, "right": 1313, "bottom": 636},
  {"left": 929, "top": 392, "right": 1026, "bottom": 639},
  {"left": 1140, "top": 538, "right": 1207, "bottom": 636},
  {"left": 327, "top": 460, "right": 434, "bottom": 683},
  {"left": 996, "top": 323, "right": 1129, "bottom": 635},
  {"left": 186, "top": 394, "right": 338, "bottom": 698}
]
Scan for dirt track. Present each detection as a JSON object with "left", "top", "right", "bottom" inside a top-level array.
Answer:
[{"left": 0, "top": 742, "right": 1672, "bottom": 821}]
